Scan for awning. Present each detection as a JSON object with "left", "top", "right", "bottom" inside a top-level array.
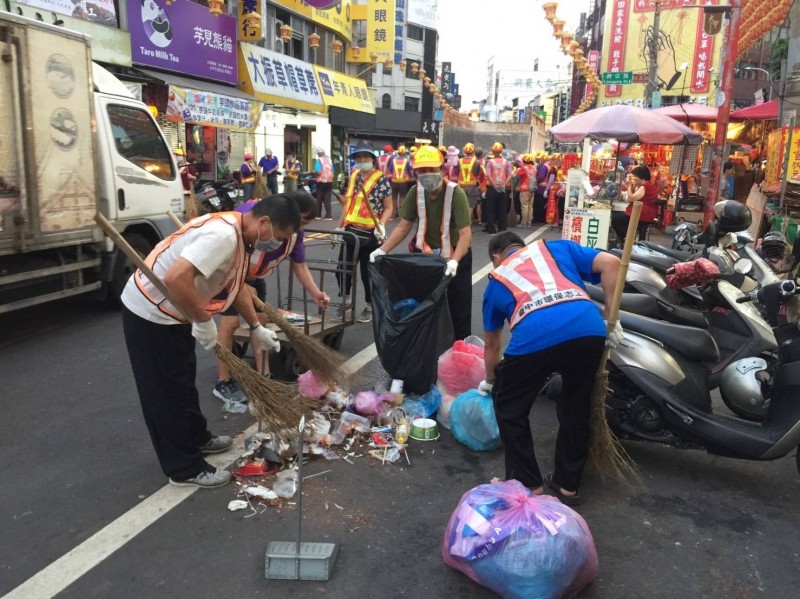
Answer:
[
  {"left": 135, "top": 67, "right": 254, "bottom": 102},
  {"left": 314, "top": 66, "right": 375, "bottom": 114},
  {"left": 729, "top": 99, "right": 779, "bottom": 122}
]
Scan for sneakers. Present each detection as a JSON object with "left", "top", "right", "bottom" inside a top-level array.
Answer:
[
  {"left": 169, "top": 466, "right": 231, "bottom": 489},
  {"left": 357, "top": 306, "right": 373, "bottom": 323},
  {"left": 213, "top": 378, "right": 247, "bottom": 403},
  {"left": 336, "top": 303, "right": 352, "bottom": 318},
  {"left": 201, "top": 435, "right": 233, "bottom": 454}
]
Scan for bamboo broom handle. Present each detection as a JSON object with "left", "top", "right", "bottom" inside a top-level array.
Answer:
[{"left": 606, "top": 201, "right": 642, "bottom": 331}]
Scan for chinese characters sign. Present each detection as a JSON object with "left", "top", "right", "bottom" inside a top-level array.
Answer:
[
  {"left": 166, "top": 86, "right": 260, "bottom": 130},
  {"left": 238, "top": 43, "right": 325, "bottom": 112},
  {"left": 238, "top": 0, "right": 262, "bottom": 42},
  {"left": 314, "top": 66, "right": 375, "bottom": 114},
  {"left": 605, "top": 0, "right": 629, "bottom": 98},
  {"left": 270, "top": 0, "right": 353, "bottom": 41},
  {"left": 352, "top": 0, "right": 395, "bottom": 64},
  {"left": 561, "top": 208, "right": 610, "bottom": 250},
  {"left": 127, "top": 0, "right": 237, "bottom": 84},
  {"left": 690, "top": 0, "right": 718, "bottom": 93}
]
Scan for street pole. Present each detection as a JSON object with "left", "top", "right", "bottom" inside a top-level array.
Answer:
[
  {"left": 704, "top": 0, "right": 742, "bottom": 226},
  {"left": 645, "top": 0, "right": 661, "bottom": 107}
]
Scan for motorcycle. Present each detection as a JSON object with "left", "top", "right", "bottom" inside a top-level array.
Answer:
[
  {"left": 298, "top": 171, "right": 318, "bottom": 196},
  {"left": 194, "top": 180, "right": 239, "bottom": 213}
]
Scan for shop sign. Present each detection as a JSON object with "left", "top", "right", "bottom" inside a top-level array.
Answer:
[
  {"left": 314, "top": 66, "right": 375, "bottom": 114},
  {"left": 561, "top": 208, "right": 610, "bottom": 250},
  {"left": 238, "top": 0, "right": 262, "bottom": 42},
  {"left": 128, "top": 0, "right": 237, "bottom": 85},
  {"left": 407, "top": 0, "right": 437, "bottom": 29},
  {"left": 270, "top": 0, "right": 352, "bottom": 41},
  {"left": 605, "top": 0, "right": 629, "bottom": 98},
  {"left": 239, "top": 43, "right": 325, "bottom": 112},
  {"left": 166, "top": 86, "right": 260, "bottom": 130},
  {"left": 14, "top": 0, "right": 117, "bottom": 27},
  {"left": 690, "top": 0, "right": 718, "bottom": 93},
  {"left": 364, "top": 0, "right": 396, "bottom": 63}
]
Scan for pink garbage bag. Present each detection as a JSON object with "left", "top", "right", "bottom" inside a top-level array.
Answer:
[
  {"left": 442, "top": 480, "right": 598, "bottom": 599},
  {"left": 297, "top": 370, "right": 329, "bottom": 399},
  {"left": 354, "top": 391, "right": 391, "bottom": 415},
  {"left": 438, "top": 340, "right": 485, "bottom": 396}
]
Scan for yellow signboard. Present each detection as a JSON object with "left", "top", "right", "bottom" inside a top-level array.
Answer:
[
  {"left": 313, "top": 66, "right": 375, "bottom": 114},
  {"left": 238, "top": 0, "right": 262, "bottom": 42},
  {"left": 270, "top": 0, "right": 353, "bottom": 41},
  {"left": 365, "top": 0, "right": 395, "bottom": 63},
  {"left": 598, "top": 0, "right": 723, "bottom": 107}
]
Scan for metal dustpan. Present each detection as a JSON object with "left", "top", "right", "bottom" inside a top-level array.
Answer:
[{"left": 265, "top": 416, "right": 338, "bottom": 581}]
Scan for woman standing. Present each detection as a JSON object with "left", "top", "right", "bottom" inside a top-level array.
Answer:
[{"left": 610, "top": 165, "right": 660, "bottom": 243}]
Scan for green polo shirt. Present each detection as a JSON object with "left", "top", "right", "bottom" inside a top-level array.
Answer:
[{"left": 400, "top": 183, "right": 471, "bottom": 249}]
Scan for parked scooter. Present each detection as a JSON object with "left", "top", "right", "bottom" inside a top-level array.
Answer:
[{"left": 194, "top": 180, "right": 238, "bottom": 213}]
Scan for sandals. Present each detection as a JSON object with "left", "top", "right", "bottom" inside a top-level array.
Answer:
[{"left": 544, "top": 473, "right": 583, "bottom": 507}]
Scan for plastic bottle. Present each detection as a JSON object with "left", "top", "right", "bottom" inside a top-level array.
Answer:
[
  {"left": 222, "top": 399, "right": 248, "bottom": 414},
  {"left": 395, "top": 418, "right": 409, "bottom": 444}
]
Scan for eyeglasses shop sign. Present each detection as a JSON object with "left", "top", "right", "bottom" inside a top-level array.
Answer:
[{"left": 128, "top": 0, "right": 238, "bottom": 84}]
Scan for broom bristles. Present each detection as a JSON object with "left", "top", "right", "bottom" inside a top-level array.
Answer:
[{"left": 254, "top": 297, "right": 348, "bottom": 385}]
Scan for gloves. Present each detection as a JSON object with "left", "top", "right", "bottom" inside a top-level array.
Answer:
[
  {"left": 374, "top": 222, "right": 386, "bottom": 242},
  {"left": 478, "top": 380, "right": 494, "bottom": 396},
  {"left": 369, "top": 247, "right": 386, "bottom": 263},
  {"left": 480, "top": 191, "right": 486, "bottom": 199},
  {"left": 606, "top": 319, "right": 624, "bottom": 349},
  {"left": 444, "top": 259, "right": 459, "bottom": 277},
  {"left": 330, "top": 228, "right": 344, "bottom": 244},
  {"left": 192, "top": 319, "right": 218, "bottom": 351},
  {"left": 251, "top": 325, "right": 281, "bottom": 353}
]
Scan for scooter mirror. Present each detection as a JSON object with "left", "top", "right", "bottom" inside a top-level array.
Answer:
[{"left": 734, "top": 258, "right": 753, "bottom": 275}]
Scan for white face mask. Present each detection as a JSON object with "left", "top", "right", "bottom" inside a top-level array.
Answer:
[
  {"left": 418, "top": 173, "right": 443, "bottom": 192},
  {"left": 355, "top": 161, "right": 373, "bottom": 172}
]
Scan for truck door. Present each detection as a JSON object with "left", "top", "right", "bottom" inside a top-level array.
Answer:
[{"left": 96, "top": 97, "right": 183, "bottom": 222}]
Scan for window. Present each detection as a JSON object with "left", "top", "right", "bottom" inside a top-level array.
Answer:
[
  {"left": 405, "top": 60, "right": 420, "bottom": 80},
  {"left": 382, "top": 93, "right": 392, "bottom": 109},
  {"left": 407, "top": 24, "right": 423, "bottom": 41},
  {"left": 107, "top": 105, "right": 174, "bottom": 181},
  {"left": 404, "top": 96, "right": 419, "bottom": 112}
]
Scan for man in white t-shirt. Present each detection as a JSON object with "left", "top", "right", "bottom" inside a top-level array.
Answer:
[{"left": 120, "top": 196, "right": 300, "bottom": 488}]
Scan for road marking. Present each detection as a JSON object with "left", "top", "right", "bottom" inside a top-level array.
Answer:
[{"left": 2, "top": 225, "right": 547, "bottom": 599}]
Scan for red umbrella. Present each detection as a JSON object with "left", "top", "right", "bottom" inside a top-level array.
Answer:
[
  {"left": 653, "top": 103, "right": 718, "bottom": 124},
  {"left": 549, "top": 105, "right": 704, "bottom": 145},
  {"left": 729, "top": 99, "right": 779, "bottom": 122}
]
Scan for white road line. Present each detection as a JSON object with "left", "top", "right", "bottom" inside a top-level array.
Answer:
[{"left": 2, "top": 225, "right": 547, "bottom": 599}]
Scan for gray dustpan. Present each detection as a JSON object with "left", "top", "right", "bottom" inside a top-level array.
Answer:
[{"left": 265, "top": 416, "right": 338, "bottom": 581}]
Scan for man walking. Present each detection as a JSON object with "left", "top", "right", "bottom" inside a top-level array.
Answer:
[
  {"left": 258, "top": 148, "right": 280, "bottom": 195},
  {"left": 387, "top": 145, "right": 413, "bottom": 216},
  {"left": 483, "top": 142, "right": 513, "bottom": 234},
  {"left": 313, "top": 147, "right": 334, "bottom": 220}
]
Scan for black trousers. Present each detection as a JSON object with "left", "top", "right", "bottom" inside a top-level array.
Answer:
[
  {"left": 492, "top": 336, "right": 605, "bottom": 492},
  {"left": 316, "top": 182, "right": 333, "bottom": 218},
  {"left": 484, "top": 187, "right": 508, "bottom": 232},
  {"left": 337, "top": 230, "right": 379, "bottom": 304},
  {"left": 122, "top": 307, "right": 212, "bottom": 480},
  {"left": 266, "top": 174, "right": 279, "bottom": 195},
  {"left": 533, "top": 189, "right": 548, "bottom": 223},
  {"left": 447, "top": 248, "right": 472, "bottom": 341}
]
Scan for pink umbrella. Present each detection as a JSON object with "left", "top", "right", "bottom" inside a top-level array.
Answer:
[
  {"left": 653, "top": 102, "right": 718, "bottom": 124},
  {"left": 549, "top": 105, "right": 704, "bottom": 145}
]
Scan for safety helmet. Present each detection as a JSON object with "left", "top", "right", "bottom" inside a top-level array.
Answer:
[
  {"left": 397, "top": 145, "right": 408, "bottom": 155},
  {"left": 464, "top": 143, "right": 475, "bottom": 154},
  {"left": 491, "top": 142, "right": 503, "bottom": 155},
  {"left": 349, "top": 144, "right": 377, "bottom": 161},
  {"left": 384, "top": 144, "right": 393, "bottom": 152},
  {"left": 244, "top": 152, "right": 254, "bottom": 160},
  {"left": 714, "top": 200, "right": 752, "bottom": 233},
  {"left": 720, "top": 357, "right": 769, "bottom": 420},
  {"left": 523, "top": 153, "right": 534, "bottom": 163},
  {"left": 409, "top": 146, "right": 418, "bottom": 155},
  {"left": 412, "top": 145, "right": 444, "bottom": 169},
  {"left": 760, "top": 230, "right": 788, "bottom": 261},
  {"left": 174, "top": 148, "right": 185, "bottom": 156}
]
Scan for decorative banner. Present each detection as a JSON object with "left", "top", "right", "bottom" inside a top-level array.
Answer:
[
  {"left": 633, "top": 0, "right": 696, "bottom": 11},
  {"left": 15, "top": 0, "right": 118, "bottom": 27},
  {"left": 441, "top": 62, "right": 451, "bottom": 94},
  {"left": 364, "top": 0, "right": 396, "bottom": 63},
  {"left": 238, "top": 0, "right": 262, "bottom": 42},
  {"left": 166, "top": 86, "right": 260, "bottom": 130},
  {"left": 690, "top": 0, "right": 719, "bottom": 93},
  {"left": 584, "top": 51, "right": 600, "bottom": 101},
  {"left": 407, "top": 0, "right": 437, "bottom": 29},
  {"left": 270, "top": 0, "right": 353, "bottom": 41},
  {"left": 238, "top": 43, "right": 325, "bottom": 113},
  {"left": 127, "top": 0, "right": 237, "bottom": 84},
  {"left": 313, "top": 66, "right": 375, "bottom": 114},
  {"left": 561, "top": 208, "right": 610, "bottom": 250},
  {"left": 605, "top": 0, "right": 629, "bottom": 98}
]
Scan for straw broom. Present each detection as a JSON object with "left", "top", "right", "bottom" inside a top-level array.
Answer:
[
  {"left": 588, "top": 201, "right": 642, "bottom": 483},
  {"left": 95, "top": 212, "right": 315, "bottom": 436},
  {"left": 166, "top": 211, "right": 348, "bottom": 385}
]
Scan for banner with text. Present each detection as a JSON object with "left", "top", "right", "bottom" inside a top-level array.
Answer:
[
  {"left": 16, "top": 0, "right": 117, "bottom": 27},
  {"left": 561, "top": 207, "right": 610, "bottom": 250},
  {"left": 407, "top": 0, "right": 437, "bottom": 29},
  {"left": 314, "top": 66, "right": 375, "bottom": 114},
  {"left": 363, "top": 0, "right": 396, "bottom": 63},
  {"left": 269, "top": 0, "right": 353, "bottom": 41},
  {"left": 166, "top": 86, "right": 261, "bottom": 131}
]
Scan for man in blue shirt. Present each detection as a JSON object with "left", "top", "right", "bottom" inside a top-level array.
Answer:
[
  {"left": 479, "top": 231, "right": 622, "bottom": 506},
  {"left": 258, "top": 148, "right": 280, "bottom": 195}
]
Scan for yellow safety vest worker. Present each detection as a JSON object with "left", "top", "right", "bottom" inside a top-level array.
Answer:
[
  {"left": 392, "top": 157, "right": 411, "bottom": 183},
  {"left": 344, "top": 170, "right": 384, "bottom": 228},
  {"left": 457, "top": 157, "right": 477, "bottom": 187}
]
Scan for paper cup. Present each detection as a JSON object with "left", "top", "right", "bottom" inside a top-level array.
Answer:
[{"left": 409, "top": 418, "right": 439, "bottom": 441}]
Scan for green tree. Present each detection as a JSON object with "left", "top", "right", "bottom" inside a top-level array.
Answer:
[{"left": 770, "top": 37, "right": 788, "bottom": 81}]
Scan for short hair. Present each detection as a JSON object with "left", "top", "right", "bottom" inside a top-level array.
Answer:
[
  {"left": 488, "top": 231, "right": 525, "bottom": 260},
  {"left": 251, "top": 194, "right": 301, "bottom": 231},
  {"left": 285, "top": 190, "right": 317, "bottom": 219},
  {"left": 631, "top": 165, "right": 651, "bottom": 181},
  {"left": 723, "top": 160, "right": 734, "bottom": 171}
]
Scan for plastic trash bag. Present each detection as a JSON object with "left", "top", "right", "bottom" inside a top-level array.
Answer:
[
  {"left": 402, "top": 386, "right": 442, "bottom": 420},
  {"left": 369, "top": 254, "right": 454, "bottom": 394},
  {"left": 437, "top": 390, "right": 457, "bottom": 430},
  {"left": 438, "top": 338, "right": 486, "bottom": 396},
  {"left": 354, "top": 391, "right": 393, "bottom": 416},
  {"left": 450, "top": 389, "right": 502, "bottom": 452},
  {"left": 442, "top": 480, "right": 598, "bottom": 599},
  {"left": 393, "top": 298, "right": 421, "bottom": 319},
  {"left": 298, "top": 370, "right": 329, "bottom": 399}
]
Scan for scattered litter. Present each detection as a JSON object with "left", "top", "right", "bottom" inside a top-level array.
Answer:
[
  {"left": 228, "top": 500, "right": 249, "bottom": 511},
  {"left": 334, "top": 503, "right": 344, "bottom": 511},
  {"left": 303, "top": 469, "right": 332, "bottom": 481}
]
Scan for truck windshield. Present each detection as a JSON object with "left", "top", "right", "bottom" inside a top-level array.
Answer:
[{"left": 106, "top": 105, "right": 174, "bottom": 181}]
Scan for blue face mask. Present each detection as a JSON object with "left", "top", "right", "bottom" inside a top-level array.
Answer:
[{"left": 255, "top": 220, "right": 283, "bottom": 252}]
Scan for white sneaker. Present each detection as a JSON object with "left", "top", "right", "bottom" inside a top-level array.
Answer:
[{"left": 169, "top": 467, "right": 231, "bottom": 488}]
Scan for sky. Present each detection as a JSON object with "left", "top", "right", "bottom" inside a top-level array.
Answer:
[{"left": 435, "top": 0, "right": 587, "bottom": 108}]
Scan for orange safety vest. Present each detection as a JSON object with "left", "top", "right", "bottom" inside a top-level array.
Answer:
[
  {"left": 489, "top": 240, "right": 588, "bottom": 329},
  {"left": 344, "top": 170, "right": 384, "bottom": 228},
  {"left": 285, "top": 159, "right": 301, "bottom": 179},
  {"left": 391, "top": 157, "right": 411, "bottom": 183},
  {"left": 414, "top": 181, "right": 457, "bottom": 259},
  {"left": 240, "top": 162, "right": 255, "bottom": 184},
  {"left": 486, "top": 157, "right": 510, "bottom": 188},
  {"left": 457, "top": 157, "right": 477, "bottom": 187},
  {"left": 316, "top": 156, "right": 334, "bottom": 183},
  {"left": 133, "top": 212, "right": 248, "bottom": 322},
  {"left": 377, "top": 154, "right": 392, "bottom": 176}
]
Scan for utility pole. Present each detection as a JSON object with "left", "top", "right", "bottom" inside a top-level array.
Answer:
[{"left": 645, "top": 0, "right": 661, "bottom": 107}]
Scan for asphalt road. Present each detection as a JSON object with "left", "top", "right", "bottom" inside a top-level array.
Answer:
[{"left": 1, "top": 209, "right": 798, "bottom": 599}]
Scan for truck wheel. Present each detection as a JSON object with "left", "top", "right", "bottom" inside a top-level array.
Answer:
[
  {"left": 106, "top": 233, "right": 152, "bottom": 307},
  {"left": 283, "top": 348, "right": 307, "bottom": 380},
  {"left": 323, "top": 330, "right": 344, "bottom": 350}
]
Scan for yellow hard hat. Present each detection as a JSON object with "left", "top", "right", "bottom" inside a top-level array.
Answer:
[
  {"left": 174, "top": 148, "right": 185, "bottom": 156},
  {"left": 412, "top": 145, "right": 444, "bottom": 169},
  {"left": 409, "top": 146, "right": 418, "bottom": 155},
  {"left": 491, "top": 142, "right": 503, "bottom": 155},
  {"left": 464, "top": 143, "right": 475, "bottom": 154},
  {"left": 398, "top": 145, "right": 408, "bottom": 155}
]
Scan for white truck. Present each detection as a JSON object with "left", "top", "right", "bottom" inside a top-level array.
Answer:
[{"left": 0, "top": 12, "right": 184, "bottom": 313}]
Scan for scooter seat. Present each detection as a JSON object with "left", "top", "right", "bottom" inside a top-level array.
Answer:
[
  {"left": 587, "top": 284, "right": 709, "bottom": 329},
  {"left": 618, "top": 310, "right": 720, "bottom": 362},
  {"left": 637, "top": 242, "right": 695, "bottom": 261},
  {"left": 611, "top": 249, "right": 678, "bottom": 275},
  {"left": 585, "top": 285, "right": 661, "bottom": 319}
]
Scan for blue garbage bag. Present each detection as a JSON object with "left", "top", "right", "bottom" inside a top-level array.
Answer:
[
  {"left": 450, "top": 389, "right": 502, "bottom": 452},
  {"left": 402, "top": 386, "right": 441, "bottom": 419}
]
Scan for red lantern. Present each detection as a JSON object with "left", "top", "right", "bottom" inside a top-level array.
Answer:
[
  {"left": 351, "top": 46, "right": 361, "bottom": 59},
  {"left": 543, "top": 2, "right": 558, "bottom": 21},
  {"left": 208, "top": 0, "right": 224, "bottom": 16},
  {"left": 279, "top": 23, "right": 293, "bottom": 41},
  {"left": 331, "top": 39, "right": 343, "bottom": 54},
  {"left": 552, "top": 19, "right": 564, "bottom": 36},
  {"left": 308, "top": 32, "right": 320, "bottom": 49}
]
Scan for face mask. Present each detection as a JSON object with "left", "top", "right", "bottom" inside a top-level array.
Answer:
[
  {"left": 254, "top": 220, "right": 283, "bottom": 252},
  {"left": 418, "top": 173, "right": 443, "bottom": 192},
  {"left": 356, "top": 161, "right": 373, "bottom": 172}
]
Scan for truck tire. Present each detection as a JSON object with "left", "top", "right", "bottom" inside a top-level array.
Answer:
[{"left": 106, "top": 232, "right": 152, "bottom": 307}]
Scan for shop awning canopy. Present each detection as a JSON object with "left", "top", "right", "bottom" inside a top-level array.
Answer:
[
  {"left": 135, "top": 67, "right": 254, "bottom": 101},
  {"left": 653, "top": 103, "right": 718, "bottom": 124},
  {"left": 549, "top": 105, "right": 704, "bottom": 145},
  {"left": 729, "top": 99, "right": 779, "bottom": 122}
]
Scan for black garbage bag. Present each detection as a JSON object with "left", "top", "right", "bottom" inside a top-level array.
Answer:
[{"left": 369, "top": 254, "right": 454, "bottom": 394}]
